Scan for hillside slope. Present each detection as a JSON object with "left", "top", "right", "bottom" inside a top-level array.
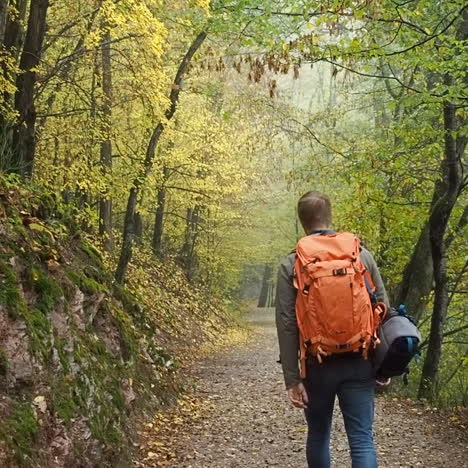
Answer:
[{"left": 0, "top": 179, "right": 236, "bottom": 467}]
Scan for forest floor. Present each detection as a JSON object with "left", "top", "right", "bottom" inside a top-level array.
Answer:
[{"left": 135, "top": 308, "right": 468, "bottom": 468}]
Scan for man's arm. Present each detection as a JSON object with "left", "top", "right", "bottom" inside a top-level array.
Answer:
[
  {"left": 361, "top": 248, "right": 390, "bottom": 308},
  {"left": 275, "top": 255, "right": 302, "bottom": 389}
]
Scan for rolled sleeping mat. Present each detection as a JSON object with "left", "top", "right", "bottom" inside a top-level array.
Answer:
[{"left": 374, "top": 308, "right": 422, "bottom": 379}]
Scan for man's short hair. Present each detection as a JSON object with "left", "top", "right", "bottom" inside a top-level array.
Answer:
[{"left": 297, "top": 191, "right": 332, "bottom": 232}]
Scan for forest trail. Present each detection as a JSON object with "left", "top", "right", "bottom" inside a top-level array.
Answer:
[{"left": 137, "top": 309, "right": 468, "bottom": 467}]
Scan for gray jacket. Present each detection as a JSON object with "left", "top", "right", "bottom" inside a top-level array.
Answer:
[{"left": 275, "top": 244, "right": 389, "bottom": 389}]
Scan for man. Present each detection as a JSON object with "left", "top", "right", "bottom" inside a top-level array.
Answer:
[{"left": 275, "top": 191, "right": 390, "bottom": 468}]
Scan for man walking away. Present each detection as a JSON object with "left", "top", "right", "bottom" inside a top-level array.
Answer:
[{"left": 275, "top": 191, "right": 390, "bottom": 468}]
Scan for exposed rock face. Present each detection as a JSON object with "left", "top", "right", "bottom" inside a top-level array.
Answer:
[
  {"left": 0, "top": 244, "right": 139, "bottom": 467},
  {"left": 69, "top": 288, "right": 86, "bottom": 331},
  {"left": 0, "top": 308, "right": 35, "bottom": 387}
]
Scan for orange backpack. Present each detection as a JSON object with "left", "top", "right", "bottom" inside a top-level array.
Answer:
[{"left": 294, "top": 232, "right": 387, "bottom": 378}]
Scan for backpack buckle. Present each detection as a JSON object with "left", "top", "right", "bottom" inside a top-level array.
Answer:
[{"left": 333, "top": 268, "right": 347, "bottom": 276}]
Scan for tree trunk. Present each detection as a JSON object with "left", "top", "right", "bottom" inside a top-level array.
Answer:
[
  {"left": 98, "top": 31, "right": 114, "bottom": 251},
  {"left": 2, "top": 0, "right": 27, "bottom": 55},
  {"left": 179, "top": 206, "right": 200, "bottom": 279},
  {"left": 393, "top": 177, "right": 448, "bottom": 323},
  {"left": 180, "top": 208, "right": 194, "bottom": 259},
  {"left": 258, "top": 265, "right": 273, "bottom": 308},
  {"left": 0, "top": 0, "right": 9, "bottom": 43},
  {"left": 134, "top": 212, "right": 143, "bottom": 244},
  {"left": 266, "top": 281, "right": 276, "bottom": 307},
  {"left": 11, "top": 0, "right": 49, "bottom": 177},
  {"left": 0, "top": 0, "right": 27, "bottom": 164},
  {"left": 115, "top": 187, "right": 138, "bottom": 284},
  {"left": 152, "top": 167, "right": 169, "bottom": 256},
  {"left": 418, "top": 99, "right": 465, "bottom": 400},
  {"left": 115, "top": 31, "right": 207, "bottom": 283},
  {"left": 393, "top": 222, "right": 433, "bottom": 322}
]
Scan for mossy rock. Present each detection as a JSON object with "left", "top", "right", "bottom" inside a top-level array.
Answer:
[
  {"left": 112, "top": 284, "right": 146, "bottom": 324},
  {"left": 0, "top": 259, "right": 61, "bottom": 360},
  {"left": 0, "top": 347, "right": 8, "bottom": 376},
  {"left": 30, "top": 191, "right": 58, "bottom": 220},
  {"left": 19, "top": 267, "right": 63, "bottom": 360},
  {"left": 29, "top": 266, "right": 63, "bottom": 314},
  {"left": 24, "top": 308, "right": 51, "bottom": 358},
  {"left": 51, "top": 377, "right": 77, "bottom": 424},
  {"left": 83, "top": 263, "right": 113, "bottom": 285},
  {"left": 53, "top": 335, "right": 72, "bottom": 374},
  {"left": 1, "top": 401, "right": 38, "bottom": 466},
  {"left": 62, "top": 332, "right": 130, "bottom": 447},
  {"left": 78, "top": 240, "right": 103, "bottom": 267},
  {"left": 11, "top": 222, "right": 29, "bottom": 240},
  {"left": 0, "top": 258, "right": 27, "bottom": 320},
  {"left": 66, "top": 270, "right": 107, "bottom": 295}
]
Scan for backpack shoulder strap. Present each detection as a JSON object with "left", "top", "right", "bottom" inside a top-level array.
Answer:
[{"left": 363, "top": 270, "right": 378, "bottom": 306}]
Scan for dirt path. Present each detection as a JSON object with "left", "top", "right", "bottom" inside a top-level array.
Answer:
[{"left": 137, "top": 309, "right": 468, "bottom": 467}]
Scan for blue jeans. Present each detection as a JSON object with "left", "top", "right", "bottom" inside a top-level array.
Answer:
[{"left": 303, "top": 356, "right": 377, "bottom": 468}]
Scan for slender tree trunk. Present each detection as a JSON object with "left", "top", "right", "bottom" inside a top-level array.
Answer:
[
  {"left": 11, "top": 0, "right": 49, "bottom": 177},
  {"left": 0, "top": 0, "right": 27, "bottom": 161},
  {"left": 258, "top": 265, "right": 273, "bottom": 308},
  {"left": 180, "top": 206, "right": 201, "bottom": 279},
  {"left": 418, "top": 98, "right": 465, "bottom": 401},
  {"left": 0, "top": 0, "right": 9, "bottom": 43},
  {"left": 266, "top": 281, "right": 276, "bottom": 307},
  {"left": 115, "top": 187, "right": 138, "bottom": 283},
  {"left": 115, "top": 31, "right": 207, "bottom": 283},
  {"left": 152, "top": 188, "right": 166, "bottom": 254},
  {"left": 179, "top": 208, "right": 193, "bottom": 264},
  {"left": 134, "top": 212, "right": 144, "bottom": 244},
  {"left": 99, "top": 31, "right": 114, "bottom": 251},
  {"left": 152, "top": 166, "right": 169, "bottom": 256},
  {"left": 3, "top": 0, "right": 27, "bottom": 55},
  {"left": 188, "top": 207, "right": 200, "bottom": 277}
]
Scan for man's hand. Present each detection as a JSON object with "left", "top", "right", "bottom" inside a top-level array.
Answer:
[
  {"left": 287, "top": 382, "right": 309, "bottom": 409},
  {"left": 376, "top": 377, "right": 391, "bottom": 387}
]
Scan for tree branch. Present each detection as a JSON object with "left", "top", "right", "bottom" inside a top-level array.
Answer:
[
  {"left": 445, "top": 204, "right": 468, "bottom": 249},
  {"left": 420, "top": 323, "right": 468, "bottom": 350}
]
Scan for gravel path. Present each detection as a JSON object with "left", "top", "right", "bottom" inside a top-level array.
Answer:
[{"left": 138, "top": 308, "right": 468, "bottom": 468}]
